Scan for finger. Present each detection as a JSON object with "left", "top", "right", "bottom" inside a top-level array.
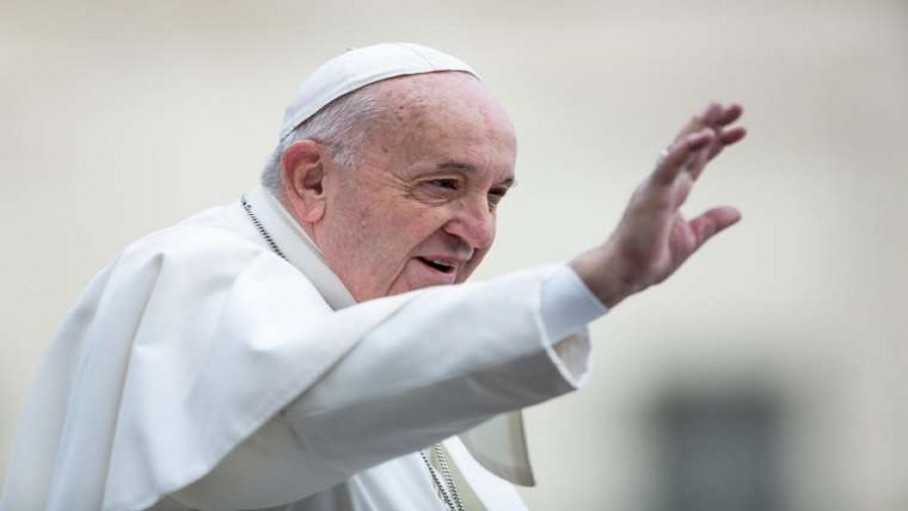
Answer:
[
  {"left": 703, "top": 125, "right": 747, "bottom": 162},
  {"left": 718, "top": 103, "right": 743, "bottom": 126},
  {"left": 662, "top": 103, "right": 745, "bottom": 181},
  {"left": 671, "top": 102, "right": 740, "bottom": 163},
  {"left": 675, "top": 102, "right": 722, "bottom": 143},
  {"left": 694, "top": 130, "right": 748, "bottom": 179},
  {"left": 701, "top": 102, "right": 725, "bottom": 127},
  {"left": 719, "top": 125, "right": 747, "bottom": 145},
  {"left": 686, "top": 143, "right": 712, "bottom": 181},
  {"left": 689, "top": 206, "right": 742, "bottom": 248},
  {"left": 699, "top": 102, "right": 742, "bottom": 132},
  {"left": 653, "top": 129, "right": 713, "bottom": 185}
]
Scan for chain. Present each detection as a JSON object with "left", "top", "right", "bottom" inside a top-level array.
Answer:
[
  {"left": 241, "top": 195, "right": 463, "bottom": 510},
  {"left": 420, "top": 444, "right": 465, "bottom": 511},
  {"left": 241, "top": 194, "right": 287, "bottom": 260}
]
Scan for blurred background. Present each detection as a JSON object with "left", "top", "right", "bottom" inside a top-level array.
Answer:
[{"left": 1, "top": 0, "right": 906, "bottom": 509}]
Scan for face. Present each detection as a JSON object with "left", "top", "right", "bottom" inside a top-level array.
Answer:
[{"left": 311, "top": 72, "right": 517, "bottom": 301}]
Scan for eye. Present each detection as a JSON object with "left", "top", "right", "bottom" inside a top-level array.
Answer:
[
  {"left": 427, "top": 178, "right": 460, "bottom": 190},
  {"left": 487, "top": 188, "right": 509, "bottom": 211}
]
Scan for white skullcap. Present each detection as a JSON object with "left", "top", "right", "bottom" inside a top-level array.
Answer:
[{"left": 278, "top": 42, "right": 479, "bottom": 141}]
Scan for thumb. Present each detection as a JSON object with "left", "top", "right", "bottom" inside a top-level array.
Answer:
[{"left": 689, "top": 206, "right": 742, "bottom": 248}]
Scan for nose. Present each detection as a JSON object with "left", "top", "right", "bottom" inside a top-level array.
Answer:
[{"left": 443, "top": 196, "right": 495, "bottom": 251}]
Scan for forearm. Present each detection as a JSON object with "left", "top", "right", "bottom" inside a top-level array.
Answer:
[{"left": 285, "top": 265, "right": 597, "bottom": 472}]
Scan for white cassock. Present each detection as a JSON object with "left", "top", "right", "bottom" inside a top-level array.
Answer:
[{"left": 0, "top": 186, "right": 604, "bottom": 511}]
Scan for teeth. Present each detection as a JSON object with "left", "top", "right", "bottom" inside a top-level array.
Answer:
[{"left": 419, "top": 257, "right": 454, "bottom": 271}]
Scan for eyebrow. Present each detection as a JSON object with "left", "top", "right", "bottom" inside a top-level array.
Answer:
[{"left": 436, "top": 161, "right": 518, "bottom": 188}]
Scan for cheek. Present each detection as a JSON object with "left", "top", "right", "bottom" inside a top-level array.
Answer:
[
  {"left": 355, "top": 205, "right": 443, "bottom": 266},
  {"left": 458, "top": 218, "right": 497, "bottom": 282},
  {"left": 458, "top": 249, "right": 488, "bottom": 283},
  {"left": 390, "top": 206, "right": 450, "bottom": 241}
]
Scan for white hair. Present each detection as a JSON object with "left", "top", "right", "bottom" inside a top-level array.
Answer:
[{"left": 261, "top": 85, "right": 387, "bottom": 196}]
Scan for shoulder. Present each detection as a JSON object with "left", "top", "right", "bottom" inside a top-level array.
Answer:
[
  {"left": 95, "top": 204, "right": 307, "bottom": 295},
  {"left": 120, "top": 205, "right": 270, "bottom": 266},
  {"left": 85, "top": 205, "right": 333, "bottom": 320}
]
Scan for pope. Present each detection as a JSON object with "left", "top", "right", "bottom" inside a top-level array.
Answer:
[{"left": 0, "top": 43, "right": 747, "bottom": 511}]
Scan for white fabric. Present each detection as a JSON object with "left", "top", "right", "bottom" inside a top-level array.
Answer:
[
  {"left": 279, "top": 43, "right": 477, "bottom": 140},
  {"left": 0, "top": 187, "right": 600, "bottom": 510},
  {"left": 540, "top": 265, "right": 607, "bottom": 343}
]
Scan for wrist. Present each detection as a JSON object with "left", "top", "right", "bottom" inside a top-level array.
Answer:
[{"left": 569, "top": 249, "right": 644, "bottom": 309}]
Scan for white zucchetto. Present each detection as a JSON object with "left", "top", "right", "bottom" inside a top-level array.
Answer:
[{"left": 278, "top": 42, "right": 479, "bottom": 140}]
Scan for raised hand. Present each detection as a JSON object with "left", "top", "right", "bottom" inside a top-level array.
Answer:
[{"left": 571, "top": 102, "right": 747, "bottom": 308}]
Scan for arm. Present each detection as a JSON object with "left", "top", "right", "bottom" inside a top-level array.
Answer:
[{"left": 169, "top": 264, "right": 599, "bottom": 509}]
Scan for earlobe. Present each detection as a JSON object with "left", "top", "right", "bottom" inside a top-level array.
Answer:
[{"left": 280, "top": 140, "right": 328, "bottom": 224}]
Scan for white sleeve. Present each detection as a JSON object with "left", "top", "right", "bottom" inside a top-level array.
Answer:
[
  {"left": 540, "top": 264, "right": 607, "bottom": 384},
  {"left": 170, "top": 265, "right": 602, "bottom": 509}
]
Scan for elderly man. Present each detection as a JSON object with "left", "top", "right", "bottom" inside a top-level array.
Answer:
[{"left": 1, "top": 43, "right": 746, "bottom": 510}]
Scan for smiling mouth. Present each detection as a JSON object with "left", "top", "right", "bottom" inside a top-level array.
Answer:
[{"left": 416, "top": 257, "right": 456, "bottom": 274}]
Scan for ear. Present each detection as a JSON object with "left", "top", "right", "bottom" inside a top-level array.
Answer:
[{"left": 280, "top": 140, "right": 328, "bottom": 224}]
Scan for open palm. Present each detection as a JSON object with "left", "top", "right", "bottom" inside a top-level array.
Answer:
[{"left": 572, "top": 102, "right": 747, "bottom": 307}]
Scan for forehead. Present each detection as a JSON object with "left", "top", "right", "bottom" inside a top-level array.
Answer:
[{"left": 368, "top": 72, "right": 517, "bottom": 179}]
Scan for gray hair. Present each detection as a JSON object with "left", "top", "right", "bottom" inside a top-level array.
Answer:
[{"left": 261, "top": 85, "right": 387, "bottom": 196}]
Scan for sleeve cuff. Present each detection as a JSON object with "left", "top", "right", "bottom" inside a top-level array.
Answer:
[
  {"left": 541, "top": 264, "right": 606, "bottom": 341},
  {"left": 536, "top": 264, "right": 607, "bottom": 388}
]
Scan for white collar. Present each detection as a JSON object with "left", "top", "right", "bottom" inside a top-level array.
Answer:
[{"left": 243, "top": 185, "right": 356, "bottom": 311}]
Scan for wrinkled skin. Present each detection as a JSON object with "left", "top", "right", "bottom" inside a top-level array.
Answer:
[{"left": 282, "top": 72, "right": 516, "bottom": 301}]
